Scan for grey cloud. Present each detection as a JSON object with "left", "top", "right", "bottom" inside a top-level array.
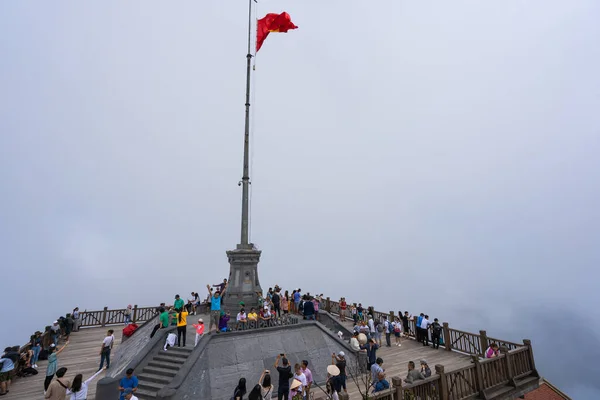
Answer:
[{"left": 1, "top": 1, "right": 599, "bottom": 398}]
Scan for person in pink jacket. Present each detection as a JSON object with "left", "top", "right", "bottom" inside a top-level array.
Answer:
[{"left": 193, "top": 318, "right": 205, "bottom": 346}]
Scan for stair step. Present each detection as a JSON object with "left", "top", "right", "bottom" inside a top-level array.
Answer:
[
  {"left": 158, "top": 350, "right": 188, "bottom": 359},
  {"left": 148, "top": 360, "right": 181, "bottom": 370},
  {"left": 166, "top": 346, "right": 193, "bottom": 353},
  {"left": 138, "top": 378, "right": 165, "bottom": 391},
  {"left": 153, "top": 355, "right": 186, "bottom": 364},
  {"left": 138, "top": 372, "right": 171, "bottom": 385},
  {"left": 142, "top": 365, "right": 178, "bottom": 377},
  {"left": 134, "top": 388, "right": 158, "bottom": 399}
]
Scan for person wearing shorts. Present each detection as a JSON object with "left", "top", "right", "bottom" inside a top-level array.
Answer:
[
  {"left": 207, "top": 284, "right": 226, "bottom": 334},
  {"left": 0, "top": 367, "right": 12, "bottom": 396}
]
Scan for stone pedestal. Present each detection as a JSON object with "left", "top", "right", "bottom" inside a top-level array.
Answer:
[{"left": 222, "top": 244, "right": 263, "bottom": 314}]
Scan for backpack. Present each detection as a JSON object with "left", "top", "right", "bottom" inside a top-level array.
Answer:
[
  {"left": 387, "top": 322, "right": 394, "bottom": 334},
  {"left": 376, "top": 322, "right": 384, "bottom": 333},
  {"left": 123, "top": 323, "right": 139, "bottom": 337},
  {"left": 433, "top": 322, "right": 442, "bottom": 334}
]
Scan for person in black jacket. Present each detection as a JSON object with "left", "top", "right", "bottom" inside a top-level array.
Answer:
[
  {"left": 400, "top": 311, "right": 410, "bottom": 336},
  {"left": 274, "top": 354, "right": 292, "bottom": 400},
  {"left": 272, "top": 290, "right": 281, "bottom": 318},
  {"left": 303, "top": 296, "right": 315, "bottom": 320}
]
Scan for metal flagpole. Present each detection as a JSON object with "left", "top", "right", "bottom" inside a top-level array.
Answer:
[{"left": 239, "top": 0, "right": 255, "bottom": 248}]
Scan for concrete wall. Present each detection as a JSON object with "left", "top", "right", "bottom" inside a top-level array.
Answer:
[
  {"left": 173, "top": 323, "right": 355, "bottom": 400},
  {"left": 96, "top": 323, "right": 177, "bottom": 400},
  {"left": 107, "top": 315, "right": 158, "bottom": 379}
]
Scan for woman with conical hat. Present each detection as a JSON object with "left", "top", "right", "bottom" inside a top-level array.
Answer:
[{"left": 289, "top": 378, "right": 303, "bottom": 400}]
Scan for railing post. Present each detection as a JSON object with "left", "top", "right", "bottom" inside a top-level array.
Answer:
[
  {"left": 101, "top": 306, "right": 108, "bottom": 327},
  {"left": 326, "top": 297, "right": 331, "bottom": 313},
  {"left": 132, "top": 305, "right": 138, "bottom": 322},
  {"left": 500, "top": 346, "right": 517, "bottom": 387},
  {"left": 471, "top": 355, "right": 485, "bottom": 398},
  {"left": 391, "top": 376, "right": 403, "bottom": 400},
  {"left": 443, "top": 322, "right": 451, "bottom": 351},
  {"left": 523, "top": 339, "right": 540, "bottom": 377},
  {"left": 435, "top": 364, "right": 449, "bottom": 400},
  {"left": 389, "top": 311, "right": 395, "bottom": 322},
  {"left": 479, "top": 330, "right": 488, "bottom": 356}
]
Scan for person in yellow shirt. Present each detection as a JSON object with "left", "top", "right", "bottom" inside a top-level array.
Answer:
[
  {"left": 176, "top": 310, "right": 189, "bottom": 347},
  {"left": 247, "top": 307, "right": 258, "bottom": 322}
]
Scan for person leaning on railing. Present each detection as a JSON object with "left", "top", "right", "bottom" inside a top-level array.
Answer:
[{"left": 404, "top": 361, "right": 425, "bottom": 385}]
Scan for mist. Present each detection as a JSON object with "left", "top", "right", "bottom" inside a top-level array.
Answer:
[{"left": 1, "top": 1, "right": 599, "bottom": 397}]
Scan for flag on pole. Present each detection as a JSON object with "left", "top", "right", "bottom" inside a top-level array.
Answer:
[{"left": 256, "top": 12, "right": 298, "bottom": 52}]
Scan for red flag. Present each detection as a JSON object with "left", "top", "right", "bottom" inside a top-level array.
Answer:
[{"left": 256, "top": 12, "right": 298, "bottom": 52}]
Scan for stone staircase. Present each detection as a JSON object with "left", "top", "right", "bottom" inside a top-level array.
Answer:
[{"left": 135, "top": 346, "right": 193, "bottom": 399}]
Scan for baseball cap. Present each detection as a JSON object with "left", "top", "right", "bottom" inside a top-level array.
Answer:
[{"left": 338, "top": 351, "right": 345, "bottom": 357}]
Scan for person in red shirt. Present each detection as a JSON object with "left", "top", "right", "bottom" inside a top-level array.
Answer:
[{"left": 339, "top": 298, "right": 348, "bottom": 322}]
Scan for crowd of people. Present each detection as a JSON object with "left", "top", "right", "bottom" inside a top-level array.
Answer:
[
  {"left": 0, "top": 306, "right": 93, "bottom": 398},
  {"left": 228, "top": 352, "right": 350, "bottom": 400},
  {"left": 1, "top": 279, "right": 508, "bottom": 399},
  {"left": 0, "top": 303, "right": 144, "bottom": 399}
]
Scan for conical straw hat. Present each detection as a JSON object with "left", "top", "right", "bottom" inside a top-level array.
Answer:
[{"left": 327, "top": 364, "right": 340, "bottom": 376}]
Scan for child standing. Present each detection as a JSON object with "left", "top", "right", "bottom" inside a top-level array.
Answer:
[{"left": 193, "top": 319, "right": 205, "bottom": 347}]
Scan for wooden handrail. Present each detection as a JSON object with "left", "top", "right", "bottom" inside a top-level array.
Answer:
[
  {"left": 321, "top": 295, "right": 537, "bottom": 399},
  {"left": 325, "top": 297, "right": 523, "bottom": 358}
]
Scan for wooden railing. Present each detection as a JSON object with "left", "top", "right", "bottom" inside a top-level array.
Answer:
[
  {"left": 321, "top": 296, "right": 539, "bottom": 400},
  {"left": 448, "top": 328, "right": 483, "bottom": 356},
  {"left": 377, "top": 341, "right": 538, "bottom": 400},
  {"left": 323, "top": 298, "right": 524, "bottom": 357},
  {"left": 19, "top": 305, "right": 159, "bottom": 355},
  {"left": 397, "top": 375, "right": 441, "bottom": 399},
  {"left": 78, "top": 305, "right": 159, "bottom": 328}
]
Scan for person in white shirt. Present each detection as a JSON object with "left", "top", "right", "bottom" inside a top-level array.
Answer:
[
  {"left": 292, "top": 363, "right": 307, "bottom": 398},
  {"left": 368, "top": 315, "right": 376, "bottom": 339},
  {"left": 124, "top": 388, "right": 139, "bottom": 400},
  {"left": 98, "top": 329, "right": 114, "bottom": 371},
  {"left": 67, "top": 367, "right": 105, "bottom": 399},
  {"left": 420, "top": 315, "right": 431, "bottom": 346},
  {"left": 350, "top": 332, "right": 361, "bottom": 351},
  {"left": 236, "top": 309, "right": 247, "bottom": 329},
  {"left": 187, "top": 293, "right": 196, "bottom": 315},
  {"left": 164, "top": 332, "right": 178, "bottom": 351}
]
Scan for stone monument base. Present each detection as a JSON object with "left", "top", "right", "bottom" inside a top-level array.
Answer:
[{"left": 222, "top": 244, "right": 263, "bottom": 314}]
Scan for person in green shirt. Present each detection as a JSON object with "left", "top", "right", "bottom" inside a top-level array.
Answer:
[
  {"left": 160, "top": 308, "right": 169, "bottom": 328},
  {"left": 174, "top": 295, "right": 184, "bottom": 311}
]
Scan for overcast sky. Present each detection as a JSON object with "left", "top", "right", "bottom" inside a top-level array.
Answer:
[{"left": 1, "top": 1, "right": 599, "bottom": 398}]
